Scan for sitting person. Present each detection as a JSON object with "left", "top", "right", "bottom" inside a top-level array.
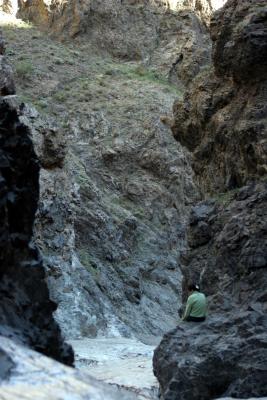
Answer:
[{"left": 182, "top": 283, "right": 207, "bottom": 322}]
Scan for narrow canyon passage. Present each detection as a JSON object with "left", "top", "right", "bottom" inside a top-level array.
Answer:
[
  {"left": 1, "top": 1, "right": 266, "bottom": 399},
  {"left": 0, "top": 10, "right": 194, "bottom": 398}
]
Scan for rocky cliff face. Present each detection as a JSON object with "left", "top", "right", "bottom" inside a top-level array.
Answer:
[
  {"left": 21, "top": 68, "right": 198, "bottom": 341},
  {"left": 0, "top": 30, "right": 73, "bottom": 365},
  {"left": 153, "top": 1, "right": 267, "bottom": 398},
  {"left": 1, "top": 6, "right": 205, "bottom": 341},
  {"left": 18, "top": 0, "right": 212, "bottom": 86},
  {"left": 172, "top": 0, "right": 267, "bottom": 193}
]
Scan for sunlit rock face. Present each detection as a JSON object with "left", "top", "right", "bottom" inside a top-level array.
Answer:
[
  {"left": 0, "top": 29, "right": 73, "bottom": 365},
  {"left": 210, "top": 0, "right": 226, "bottom": 10},
  {"left": 172, "top": 0, "right": 267, "bottom": 193},
  {"left": 18, "top": 0, "right": 212, "bottom": 86}
]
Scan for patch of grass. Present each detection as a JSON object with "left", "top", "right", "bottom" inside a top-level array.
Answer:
[
  {"left": 78, "top": 249, "right": 99, "bottom": 278},
  {"left": 110, "top": 63, "right": 181, "bottom": 94},
  {"left": 53, "top": 90, "right": 68, "bottom": 103},
  {"left": 68, "top": 152, "right": 89, "bottom": 185},
  {"left": 213, "top": 188, "right": 240, "bottom": 206},
  {"left": 15, "top": 61, "right": 34, "bottom": 79}
]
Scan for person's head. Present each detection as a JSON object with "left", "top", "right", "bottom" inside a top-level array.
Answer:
[{"left": 187, "top": 283, "right": 200, "bottom": 293}]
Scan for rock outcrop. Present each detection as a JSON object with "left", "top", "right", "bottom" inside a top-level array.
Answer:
[
  {"left": 22, "top": 91, "right": 198, "bottom": 341},
  {"left": 181, "top": 182, "right": 267, "bottom": 304},
  {"left": 0, "top": 30, "right": 73, "bottom": 365},
  {"left": 154, "top": 312, "right": 267, "bottom": 400},
  {"left": 18, "top": 0, "right": 212, "bottom": 86},
  {"left": 0, "top": 32, "right": 14, "bottom": 95},
  {"left": 153, "top": 1, "right": 267, "bottom": 399},
  {"left": 153, "top": 182, "right": 267, "bottom": 400},
  {"left": 172, "top": 0, "right": 267, "bottom": 193},
  {"left": 0, "top": 336, "right": 136, "bottom": 400}
]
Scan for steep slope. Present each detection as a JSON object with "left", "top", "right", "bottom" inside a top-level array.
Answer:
[
  {"left": 1, "top": 12, "right": 200, "bottom": 341},
  {"left": 153, "top": 1, "right": 267, "bottom": 399},
  {"left": 18, "top": 0, "right": 212, "bottom": 86}
]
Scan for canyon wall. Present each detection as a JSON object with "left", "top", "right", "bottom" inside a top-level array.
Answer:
[
  {"left": 172, "top": 0, "right": 267, "bottom": 193},
  {"left": 6, "top": 0, "right": 216, "bottom": 341},
  {"left": 153, "top": 1, "right": 267, "bottom": 399},
  {"left": 0, "top": 29, "right": 73, "bottom": 365}
]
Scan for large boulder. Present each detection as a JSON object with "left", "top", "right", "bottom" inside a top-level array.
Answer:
[{"left": 153, "top": 312, "right": 267, "bottom": 400}]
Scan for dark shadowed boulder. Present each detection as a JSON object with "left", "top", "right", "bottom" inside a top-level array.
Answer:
[
  {"left": 0, "top": 29, "right": 73, "bottom": 365},
  {"left": 153, "top": 312, "right": 267, "bottom": 400},
  {"left": 153, "top": 182, "right": 267, "bottom": 399},
  {"left": 0, "top": 96, "right": 74, "bottom": 365}
]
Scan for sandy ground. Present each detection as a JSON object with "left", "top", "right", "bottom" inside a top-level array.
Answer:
[{"left": 69, "top": 338, "right": 161, "bottom": 399}]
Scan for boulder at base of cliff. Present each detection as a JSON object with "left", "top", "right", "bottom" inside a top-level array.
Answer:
[{"left": 153, "top": 311, "right": 267, "bottom": 400}]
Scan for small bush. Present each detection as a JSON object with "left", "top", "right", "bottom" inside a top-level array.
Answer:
[{"left": 16, "top": 61, "right": 34, "bottom": 79}]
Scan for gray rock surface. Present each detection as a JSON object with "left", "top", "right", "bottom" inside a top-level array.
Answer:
[
  {"left": 154, "top": 311, "right": 267, "bottom": 400},
  {"left": 0, "top": 5, "right": 205, "bottom": 341},
  {"left": 1, "top": 15, "right": 200, "bottom": 341},
  {"left": 24, "top": 82, "right": 198, "bottom": 340}
]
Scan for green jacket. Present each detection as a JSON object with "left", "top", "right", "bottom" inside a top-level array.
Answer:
[{"left": 182, "top": 291, "right": 207, "bottom": 320}]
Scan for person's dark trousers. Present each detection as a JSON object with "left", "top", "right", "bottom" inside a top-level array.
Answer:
[{"left": 186, "top": 316, "right": 206, "bottom": 322}]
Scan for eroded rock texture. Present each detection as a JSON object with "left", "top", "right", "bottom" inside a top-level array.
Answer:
[
  {"left": 172, "top": 0, "right": 267, "bottom": 193},
  {"left": 0, "top": 30, "right": 73, "bottom": 365},
  {"left": 154, "top": 312, "right": 267, "bottom": 400},
  {"left": 153, "top": 1, "right": 267, "bottom": 399},
  {"left": 19, "top": 94, "right": 198, "bottom": 341},
  {"left": 181, "top": 182, "right": 267, "bottom": 304},
  {"left": 154, "top": 182, "right": 267, "bottom": 400},
  {"left": 1, "top": 14, "right": 200, "bottom": 339},
  {"left": 18, "top": 0, "right": 212, "bottom": 86}
]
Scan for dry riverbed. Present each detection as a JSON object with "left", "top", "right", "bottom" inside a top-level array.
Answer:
[{"left": 69, "top": 338, "right": 160, "bottom": 399}]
